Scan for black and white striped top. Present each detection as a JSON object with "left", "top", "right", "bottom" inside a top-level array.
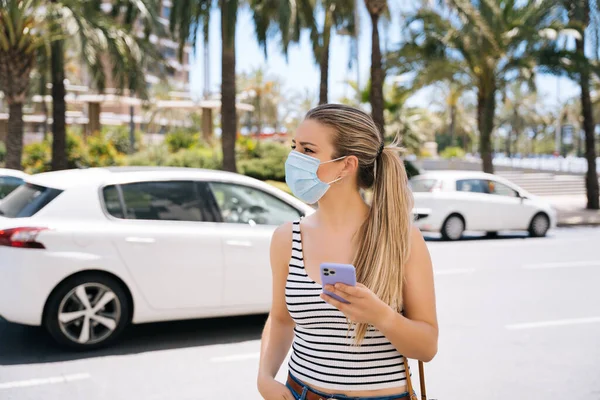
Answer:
[{"left": 285, "top": 220, "right": 408, "bottom": 391}]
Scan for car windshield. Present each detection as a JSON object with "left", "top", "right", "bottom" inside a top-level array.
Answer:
[{"left": 0, "top": 183, "right": 63, "bottom": 218}]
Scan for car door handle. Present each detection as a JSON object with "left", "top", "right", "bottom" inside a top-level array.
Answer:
[
  {"left": 125, "top": 237, "right": 156, "bottom": 244},
  {"left": 225, "top": 240, "right": 253, "bottom": 247}
]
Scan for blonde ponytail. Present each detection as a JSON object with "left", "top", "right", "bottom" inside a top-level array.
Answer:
[
  {"left": 304, "top": 105, "right": 414, "bottom": 344},
  {"left": 353, "top": 139, "right": 414, "bottom": 343}
]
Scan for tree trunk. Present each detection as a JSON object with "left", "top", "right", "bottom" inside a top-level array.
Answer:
[
  {"left": 577, "top": 34, "right": 599, "bottom": 209},
  {"left": 51, "top": 39, "right": 67, "bottom": 171},
  {"left": 319, "top": 11, "right": 332, "bottom": 105},
  {"left": 449, "top": 104, "right": 456, "bottom": 146},
  {"left": 221, "top": 7, "right": 237, "bottom": 173},
  {"left": 477, "top": 82, "right": 496, "bottom": 174},
  {"left": 506, "top": 130, "right": 512, "bottom": 158},
  {"left": 369, "top": 11, "right": 385, "bottom": 135},
  {"left": 5, "top": 102, "right": 24, "bottom": 170}
]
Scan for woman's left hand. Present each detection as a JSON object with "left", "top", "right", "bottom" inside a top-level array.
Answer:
[{"left": 321, "top": 283, "right": 392, "bottom": 327}]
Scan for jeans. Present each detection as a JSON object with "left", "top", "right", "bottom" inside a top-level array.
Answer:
[{"left": 285, "top": 373, "right": 412, "bottom": 400}]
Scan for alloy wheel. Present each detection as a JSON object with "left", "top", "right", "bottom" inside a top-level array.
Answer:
[{"left": 57, "top": 283, "right": 121, "bottom": 345}]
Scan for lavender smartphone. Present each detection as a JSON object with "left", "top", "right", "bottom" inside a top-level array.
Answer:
[{"left": 320, "top": 263, "right": 357, "bottom": 304}]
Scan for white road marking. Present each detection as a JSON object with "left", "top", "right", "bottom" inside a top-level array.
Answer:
[
  {"left": 434, "top": 268, "right": 476, "bottom": 275},
  {"left": 0, "top": 373, "right": 91, "bottom": 390},
  {"left": 506, "top": 317, "right": 600, "bottom": 330},
  {"left": 522, "top": 260, "right": 600, "bottom": 269},
  {"left": 210, "top": 352, "right": 260, "bottom": 363}
]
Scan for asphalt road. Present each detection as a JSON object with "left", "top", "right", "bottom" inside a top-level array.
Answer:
[{"left": 1, "top": 227, "right": 599, "bottom": 400}]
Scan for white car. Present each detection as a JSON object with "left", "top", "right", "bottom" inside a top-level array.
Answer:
[
  {"left": 0, "top": 167, "right": 313, "bottom": 349},
  {"left": 0, "top": 168, "right": 28, "bottom": 200},
  {"left": 410, "top": 170, "right": 557, "bottom": 240}
]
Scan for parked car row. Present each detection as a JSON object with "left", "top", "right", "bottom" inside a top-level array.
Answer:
[{"left": 0, "top": 166, "right": 557, "bottom": 349}]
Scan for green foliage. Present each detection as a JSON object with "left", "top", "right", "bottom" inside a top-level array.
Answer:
[
  {"left": 86, "top": 134, "right": 123, "bottom": 167},
  {"left": 165, "top": 148, "right": 222, "bottom": 169},
  {"left": 0, "top": 141, "right": 6, "bottom": 164},
  {"left": 440, "top": 146, "right": 466, "bottom": 159},
  {"left": 102, "top": 126, "right": 143, "bottom": 154},
  {"left": 22, "top": 142, "right": 51, "bottom": 173},
  {"left": 237, "top": 138, "right": 289, "bottom": 182},
  {"left": 66, "top": 131, "right": 90, "bottom": 168},
  {"left": 125, "top": 145, "right": 170, "bottom": 166},
  {"left": 165, "top": 130, "right": 200, "bottom": 153}
]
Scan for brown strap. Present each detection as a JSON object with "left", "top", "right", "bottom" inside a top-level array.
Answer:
[
  {"left": 418, "top": 360, "right": 427, "bottom": 400},
  {"left": 403, "top": 356, "right": 426, "bottom": 400}
]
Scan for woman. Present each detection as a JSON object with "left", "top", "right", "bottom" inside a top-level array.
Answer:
[{"left": 257, "top": 104, "right": 438, "bottom": 400}]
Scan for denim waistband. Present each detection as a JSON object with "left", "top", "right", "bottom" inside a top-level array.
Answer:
[{"left": 287, "top": 373, "right": 411, "bottom": 400}]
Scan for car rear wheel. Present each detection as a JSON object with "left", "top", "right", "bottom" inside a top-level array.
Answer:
[
  {"left": 441, "top": 214, "right": 465, "bottom": 241},
  {"left": 529, "top": 213, "right": 550, "bottom": 238},
  {"left": 44, "top": 273, "right": 130, "bottom": 350}
]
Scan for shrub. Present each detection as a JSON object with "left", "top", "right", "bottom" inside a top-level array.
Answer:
[
  {"left": 22, "top": 141, "right": 51, "bottom": 173},
  {"left": 238, "top": 158, "right": 284, "bottom": 181},
  {"left": 125, "top": 145, "right": 170, "bottom": 166},
  {"left": 237, "top": 139, "right": 289, "bottom": 182},
  {"left": 0, "top": 141, "right": 6, "bottom": 164},
  {"left": 66, "top": 131, "right": 90, "bottom": 168},
  {"left": 165, "top": 148, "right": 221, "bottom": 169},
  {"left": 440, "top": 146, "right": 465, "bottom": 159},
  {"left": 103, "top": 126, "right": 143, "bottom": 154},
  {"left": 86, "top": 134, "right": 124, "bottom": 167},
  {"left": 165, "top": 130, "right": 200, "bottom": 153}
]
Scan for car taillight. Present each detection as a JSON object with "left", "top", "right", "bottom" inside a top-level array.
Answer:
[{"left": 0, "top": 227, "right": 48, "bottom": 249}]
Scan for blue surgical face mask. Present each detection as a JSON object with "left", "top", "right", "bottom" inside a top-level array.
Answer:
[{"left": 285, "top": 151, "right": 346, "bottom": 204}]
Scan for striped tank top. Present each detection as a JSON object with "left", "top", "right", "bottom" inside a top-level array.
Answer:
[{"left": 285, "top": 220, "right": 408, "bottom": 391}]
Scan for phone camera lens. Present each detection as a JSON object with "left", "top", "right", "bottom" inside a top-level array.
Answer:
[
  {"left": 323, "top": 268, "right": 329, "bottom": 272},
  {"left": 330, "top": 270, "right": 336, "bottom": 275},
  {"left": 323, "top": 272, "right": 330, "bottom": 276}
]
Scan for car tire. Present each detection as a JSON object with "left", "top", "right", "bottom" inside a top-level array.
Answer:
[
  {"left": 528, "top": 213, "right": 550, "bottom": 238},
  {"left": 44, "top": 273, "right": 131, "bottom": 350},
  {"left": 441, "top": 214, "right": 465, "bottom": 241}
]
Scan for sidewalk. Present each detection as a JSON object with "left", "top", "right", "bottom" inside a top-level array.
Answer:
[{"left": 541, "top": 195, "right": 600, "bottom": 227}]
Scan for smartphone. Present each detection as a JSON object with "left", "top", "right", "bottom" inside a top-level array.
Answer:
[{"left": 320, "top": 263, "right": 357, "bottom": 304}]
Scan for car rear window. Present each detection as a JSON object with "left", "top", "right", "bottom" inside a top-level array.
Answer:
[
  {"left": 409, "top": 179, "right": 439, "bottom": 192},
  {"left": 0, "top": 183, "right": 63, "bottom": 218},
  {"left": 0, "top": 176, "right": 24, "bottom": 199}
]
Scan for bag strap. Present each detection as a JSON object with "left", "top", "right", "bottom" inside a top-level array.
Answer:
[{"left": 403, "top": 356, "right": 427, "bottom": 400}]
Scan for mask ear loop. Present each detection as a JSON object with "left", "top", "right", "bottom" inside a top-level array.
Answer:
[{"left": 322, "top": 155, "right": 347, "bottom": 185}]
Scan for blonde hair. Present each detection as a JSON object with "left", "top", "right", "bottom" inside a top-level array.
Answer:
[{"left": 305, "top": 104, "right": 414, "bottom": 344}]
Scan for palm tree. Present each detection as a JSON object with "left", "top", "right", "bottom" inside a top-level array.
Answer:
[
  {"left": 391, "top": 0, "right": 560, "bottom": 173},
  {"left": 497, "top": 83, "right": 540, "bottom": 157},
  {"left": 48, "top": 0, "right": 162, "bottom": 170},
  {"left": 170, "top": 0, "right": 296, "bottom": 172},
  {"left": 364, "top": 0, "right": 387, "bottom": 133},
  {"left": 238, "top": 67, "right": 282, "bottom": 137},
  {"left": 538, "top": 0, "right": 600, "bottom": 209},
  {"left": 0, "top": 0, "right": 48, "bottom": 170},
  {"left": 295, "top": 0, "right": 356, "bottom": 104}
]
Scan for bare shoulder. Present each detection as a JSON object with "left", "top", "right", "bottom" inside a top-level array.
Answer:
[
  {"left": 270, "top": 222, "right": 294, "bottom": 269},
  {"left": 407, "top": 225, "right": 432, "bottom": 268}
]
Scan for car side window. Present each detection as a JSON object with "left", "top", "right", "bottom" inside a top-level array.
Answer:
[
  {"left": 102, "top": 186, "right": 124, "bottom": 218},
  {"left": 489, "top": 181, "right": 518, "bottom": 197},
  {"left": 456, "top": 179, "right": 489, "bottom": 194},
  {"left": 208, "top": 182, "right": 301, "bottom": 226},
  {"left": 103, "top": 181, "right": 210, "bottom": 222}
]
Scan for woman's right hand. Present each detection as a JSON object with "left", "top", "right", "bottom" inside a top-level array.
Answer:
[{"left": 257, "top": 376, "right": 296, "bottom": 400}]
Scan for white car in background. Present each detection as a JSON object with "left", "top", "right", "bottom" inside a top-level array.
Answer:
[
  {"left": 0, "top": 168, "right": 27, "bottom": 200},
  {"left": 0, "top": 167, "right": 313, "bottom": 349},
  {"left": 410, "top": 170, "right": 557, "bottom": 240}
]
